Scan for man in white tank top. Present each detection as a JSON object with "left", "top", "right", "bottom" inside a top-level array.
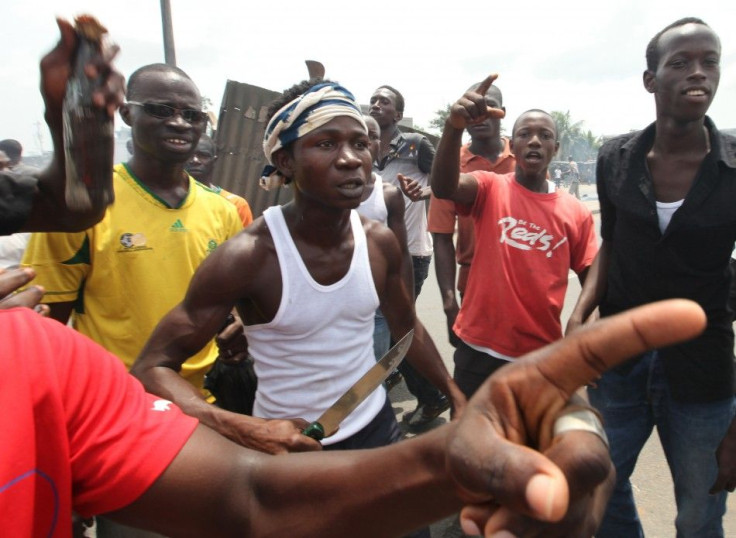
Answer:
[{"left": 133, "top": 80, "right": 465, "bottom": 462}]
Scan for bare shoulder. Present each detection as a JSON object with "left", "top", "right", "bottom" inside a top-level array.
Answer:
[
  {"left": 360, "top": 214, "right": 400, "bottom": 254},
  {"left": 198, "top": 215, "right": 277, "bottom": 287}
]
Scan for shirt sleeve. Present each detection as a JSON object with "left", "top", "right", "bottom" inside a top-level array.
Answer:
[
  {"left": 0, "top": 171, "right": 36, "bottom": 235},
  {"left": 570, "top": 208, "right": 599, "bottom": 274},
  {"left": 427, "top": 195, "right": 457, "bottom": 234},
  {"left": 22, "top": 230, "right": 90, "bottom": 303},
  {"left": 417, "top": 136, "right": 436, "bottom": 174},
  {"left": 50, "top": 316, "right": 199, "bottom": 516}
]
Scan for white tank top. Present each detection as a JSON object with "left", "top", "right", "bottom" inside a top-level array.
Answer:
[
  {"left": 245, "top": 206, "right": 384, "bottom": 444},
  {"left": 357, "top": 173, "right": 388, "bottom": 225}
]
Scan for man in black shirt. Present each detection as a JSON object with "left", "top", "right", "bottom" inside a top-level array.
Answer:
[{"left": 567, "top": 17, "right": 736, "bottom": 538}]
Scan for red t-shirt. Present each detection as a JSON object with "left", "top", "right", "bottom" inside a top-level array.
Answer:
[
  {"left": 455, "top": 172, "right": 597, "bottom": 356},
  {"left": 0, "top": 308, "right": 198, "bottom": 537},
  {"left": 427, "top": 141, "right": 515, "bottom": 293}
]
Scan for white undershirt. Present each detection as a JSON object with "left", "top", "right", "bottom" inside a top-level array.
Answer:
[{"left": 656, "top": 199, "right": 684, "bottom": 233}]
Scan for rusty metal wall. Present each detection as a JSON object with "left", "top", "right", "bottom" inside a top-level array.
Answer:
[{"left": 211, "top": 80, "right": 293, "bottom": 218}]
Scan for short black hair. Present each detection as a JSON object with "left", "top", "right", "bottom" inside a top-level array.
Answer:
[
  {"left": 512, "top": 109, "right": 557, "bottom": 138},
  {"left": 126, "top": 63, "right": 195, "bottom": 100},
  {"left": 0, "top": 139, "right": 22, "bottom": 162},
  {"left": 645, "top": 17, "right": 711, "bottom": 71},
  {"left": 196, "top": 133, "right": 216, "bottom": 155},
  {"left": 374, "top": 85, "right": 405, "bottom": 113},
  {"left": 265, "top": 78, "right": 339, "bottom": 123}
]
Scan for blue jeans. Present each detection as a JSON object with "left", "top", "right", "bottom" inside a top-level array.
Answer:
[
  {"left": 373, "top": 309, "right": 390, "bottom": 361},
  {"left": 398, "top": 256, "right": 445, "bottom": 407},
  {"left": 588, "top": 351, "right": 735, "bottom": 538}
]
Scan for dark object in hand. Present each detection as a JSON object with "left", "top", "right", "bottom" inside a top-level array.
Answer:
[
  {"left": 204, "top": 356, "right": 258, "bottom": 416},
  {"left": 63, "top": 15, "right": 115, "bottom": 211}
]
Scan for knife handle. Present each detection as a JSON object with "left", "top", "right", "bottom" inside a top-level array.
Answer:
[{"left": 303, "top": 422, "right": 325, "bottom": 441}]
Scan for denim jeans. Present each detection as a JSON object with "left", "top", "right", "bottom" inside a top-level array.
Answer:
[
  {"left": 588, "top": 350, "right": 735, "bottom": 538},
  {"left": 398, "top": 255, "right": 445, "bottom": 407},
  {"left": 373, "top": 309, "right": 391, "bottom": 361}
]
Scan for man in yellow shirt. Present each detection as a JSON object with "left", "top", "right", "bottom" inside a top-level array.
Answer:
[{"left": 23, "top": 63, "right": 242, "bottom": 391}]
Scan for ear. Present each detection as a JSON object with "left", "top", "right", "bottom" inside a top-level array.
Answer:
[
  {"left": 395, "top": 110, "right": 403, "bottom": 123},
  {"left": 509, "top": 137, "right": 515, "bottom": 153},
  {"left": 119, "top": 104, "right": 133, "bottom": 126},
  {"left": 272, "top": 148, "right": 295, "bottom": 181},
  {"left": 553, "top": 141, "right": 560, "bottom": 156},
  {"left": 643, "top": 70, "right": 656, "bottom": 94}
]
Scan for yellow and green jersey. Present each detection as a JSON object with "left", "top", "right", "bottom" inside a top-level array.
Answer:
[{"left": 23, "top": 163, "right": 243, "bottom": 390}]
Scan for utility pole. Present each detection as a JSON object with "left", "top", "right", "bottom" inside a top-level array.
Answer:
[{"left": 160, "top": 0, "right": 177, "bottom": 66}]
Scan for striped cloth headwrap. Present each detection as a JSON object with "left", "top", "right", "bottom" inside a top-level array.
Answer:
[{"left": 259, "top": 82, "right": 367, "bottom": 190}]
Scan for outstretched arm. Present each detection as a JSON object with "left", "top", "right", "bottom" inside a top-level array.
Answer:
[
  {"left": 431, "top": 73, "right": 504, "bottom": 205},
  {"left": 131, "top": 234, "right": 321, "bottom": 455},
  {"left": 111, "top": 299, "right": 706, "bottom": 537},
  {"left": 22, "top": 18, "right": 124, "bottom": 232}
]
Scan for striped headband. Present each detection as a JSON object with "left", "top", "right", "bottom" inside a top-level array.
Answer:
[{"left": 259, "top": 82, "right": 367, "bottom": 190}]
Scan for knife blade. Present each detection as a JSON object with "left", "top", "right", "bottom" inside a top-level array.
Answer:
[{"left": 303, "top": 329, "right": 414, "bottom": 441}]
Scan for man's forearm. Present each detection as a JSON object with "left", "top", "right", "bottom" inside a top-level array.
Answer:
[
  {"left": 249, "top": 426, "right": 460, "bottom": 537},
  {"left": 568, "top": 241, "right": 611, "bottom": 331},
  {"left": 433, "top": 233, "right": 458, "bottom": 311}
]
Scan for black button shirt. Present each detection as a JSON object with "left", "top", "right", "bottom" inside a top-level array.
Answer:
[{"left": 597, "top": 117, "right": 736, "bottom": 402}]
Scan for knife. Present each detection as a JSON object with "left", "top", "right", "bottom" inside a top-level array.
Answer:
[{"left": 303, "top": 329, "right": 414, "bottom": 441}]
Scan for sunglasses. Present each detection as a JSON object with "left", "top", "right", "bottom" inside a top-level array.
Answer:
[{"left": 127, "top": 101, "right": 208, "bottom": 124}]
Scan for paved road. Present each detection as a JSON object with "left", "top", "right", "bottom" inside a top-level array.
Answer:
[{"left": 391, "top": 183, "right": 735, "bottom": 536}]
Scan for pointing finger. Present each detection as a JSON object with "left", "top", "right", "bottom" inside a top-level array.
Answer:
[
  {"left": 475, "top": 73, "right": 498, "bottom": 98},
  {"left": 530, "top": 299, "right": 706, "bottom": 399}
]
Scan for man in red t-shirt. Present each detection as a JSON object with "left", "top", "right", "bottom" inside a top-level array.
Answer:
[
  {"left": 428, "top": 81, "right": 515, "bottom": 348},
  {"left": 432, "top": 75, "right": 598, "bottom": 399}
]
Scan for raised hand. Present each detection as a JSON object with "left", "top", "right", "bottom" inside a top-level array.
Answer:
[
  {"left": 0, "top": 267, "right": 49, "bottom": 315},
  {"left": 448, "top": 73, "right": 506, "bottom": 130},
  {"left": 40, "top": 17, "right": 124, "bottom": 131}
]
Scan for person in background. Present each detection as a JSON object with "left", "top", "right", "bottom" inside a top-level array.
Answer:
[
  {"left": 427, "top": 80, "right": 515, "bottom": 349},
  {"left": 357, "top": 114, "right": 412, "bottom": 370},
  {"left": 185, "top": 133, "right": 253, "bottom": 227},
  {"left": 370, "top": 83, "right": 449, "bottom": 428}
]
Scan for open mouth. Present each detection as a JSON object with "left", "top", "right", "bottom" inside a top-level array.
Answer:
[
  {"left": 525, "top": 151, "right": 543, "bottom": 161},
  {"left": 683, "top": 87, "right": 708, "bottom": 98},
  {"left": 337, "top": 179, "right": 365, "bottom": 196}
]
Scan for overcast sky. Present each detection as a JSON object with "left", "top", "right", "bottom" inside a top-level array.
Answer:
[{"left": 2, "top": 0, "right": 734, "bottom": 156}]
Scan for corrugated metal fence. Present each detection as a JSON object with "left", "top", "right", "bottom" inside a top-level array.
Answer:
[{"left": 211, "top": 80, "right": 293, "bottom": 218}]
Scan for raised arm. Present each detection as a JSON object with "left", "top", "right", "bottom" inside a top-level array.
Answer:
[
  {"left": 22, "top": 18, "right": 124, "bottom": 232},
  {"left": 431, "top": 74, "right": 504, "bottom": 205}
]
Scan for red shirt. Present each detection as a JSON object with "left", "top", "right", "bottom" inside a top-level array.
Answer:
[
  {"left": 427, "top": 140, "right": 515, "bottom": 293},
  {"left": 0, "top": 308, "right": 198, "bottom": 537},
  {"left": 455, "top": 172, "right": 597, "bottom": 356}
]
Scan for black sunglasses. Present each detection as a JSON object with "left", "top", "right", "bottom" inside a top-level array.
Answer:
[{"left": 127, "top": 101, "right": 208, "bottom": 124}]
